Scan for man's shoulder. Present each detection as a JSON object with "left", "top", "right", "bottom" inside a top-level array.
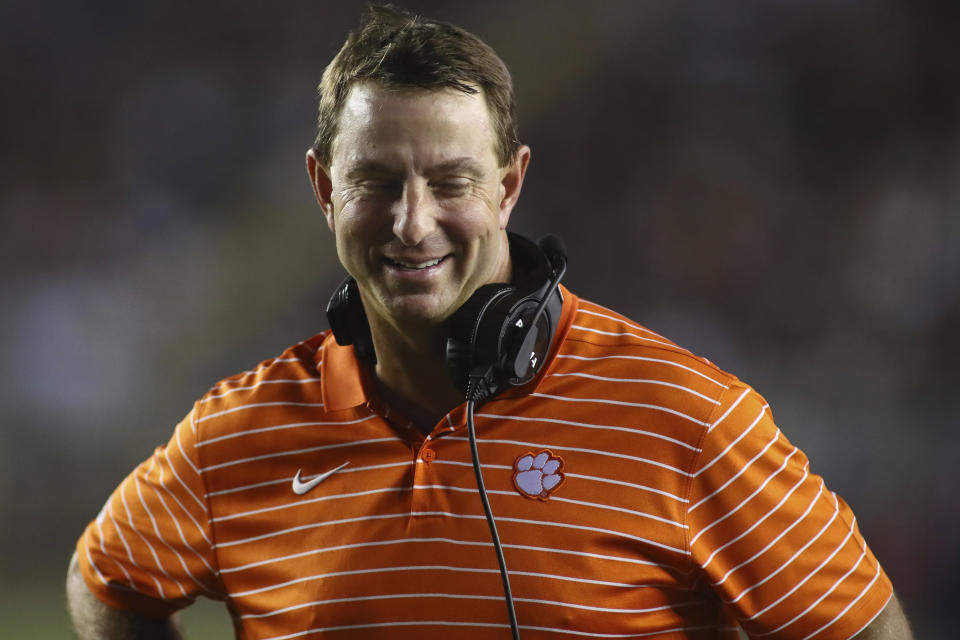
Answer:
[
  {"left": 206, "top": 332, "right": 328, "bottom": 391},
  {"left": 190, "top": 332, "right": 331, "bottom": 429},
  {"left": 559, "top": 297, "right": 739, "bottom": 400}
]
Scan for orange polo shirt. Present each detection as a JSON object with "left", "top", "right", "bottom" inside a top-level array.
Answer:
[{"left": 77, "top": 287, "right": 891, "bottom": 638}]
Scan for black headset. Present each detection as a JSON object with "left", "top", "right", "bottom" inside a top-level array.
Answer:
[{"left": 326, "top": 232, "right": 567, "bottom": 405}]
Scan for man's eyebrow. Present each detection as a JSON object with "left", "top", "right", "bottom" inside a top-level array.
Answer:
[
  {"left": 344, "top": 157, "right": 486, "bottom": 181},
  {"left": 343, "top": 161, "right": 398, "bottom": 181},
  {"left": 428, "top": 157, "right": 485, "bottom": 176}
]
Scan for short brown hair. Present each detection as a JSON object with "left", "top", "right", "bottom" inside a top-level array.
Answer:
[{"left": 313, "top": 4, "right": 519, "bottom": 167}]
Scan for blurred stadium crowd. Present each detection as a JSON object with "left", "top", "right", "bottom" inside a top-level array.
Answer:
[{"left": 1, "top": 1, "right": 957, "bottom": 637}]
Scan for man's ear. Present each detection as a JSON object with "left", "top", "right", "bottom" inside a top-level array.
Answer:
[
  {"left": 498, "top": 144, "right": 531, "bottom": 228},
  {"left": 306, "top": 148, "right": 336, "bottom": 232}
]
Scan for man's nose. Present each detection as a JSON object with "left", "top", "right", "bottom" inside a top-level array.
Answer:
[{"left": 392, "top": 180, "right": 437, "bottom": 246}]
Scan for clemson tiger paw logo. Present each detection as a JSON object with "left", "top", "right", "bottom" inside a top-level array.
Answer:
[{"left": 513, "top": 450, "right": 565, "bottom": 500}]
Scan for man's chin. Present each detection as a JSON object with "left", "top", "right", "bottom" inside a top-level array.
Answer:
[{"left": 378, "top": 293, "right": 457, "bottom": 327}]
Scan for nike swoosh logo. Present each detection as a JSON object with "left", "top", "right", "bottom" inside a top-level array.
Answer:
[{"left": 292, "top": 461, "right": 349, "bottom": 495}]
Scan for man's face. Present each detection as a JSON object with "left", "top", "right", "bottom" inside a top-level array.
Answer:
[{"left": 310, "top": 82, "right": 529, "bottom": 331}]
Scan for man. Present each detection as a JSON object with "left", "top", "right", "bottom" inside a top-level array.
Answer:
[{"left": 68, "top": 5, "right": 912, "bottom": 639}]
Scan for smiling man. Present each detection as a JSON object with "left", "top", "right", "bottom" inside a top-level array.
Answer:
[
  {"left": 68, "top": 5, "right": 911, "bottom": 639},
  {"left": 307, "top": 82, "right": 527, "bottom": 427}
]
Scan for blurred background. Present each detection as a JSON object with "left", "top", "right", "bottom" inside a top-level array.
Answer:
[{"left": 2, "top": 0, "right": 957, "bottom": 637}]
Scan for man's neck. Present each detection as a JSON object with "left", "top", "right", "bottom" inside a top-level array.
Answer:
[{"left": 367, "top": 317, "right": 464, "bottom": 436}]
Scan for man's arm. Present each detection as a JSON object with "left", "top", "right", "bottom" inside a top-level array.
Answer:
[
  {"left": 853, "top": 591, "right": 913, "bottom": 639},
  {"left": 66, "top": 552, "right": 184, "bottom": 640}
]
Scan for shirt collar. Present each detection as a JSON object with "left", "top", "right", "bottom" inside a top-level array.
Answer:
[{"left": 317, "top": 334, "right": 369, "bottom": 412}]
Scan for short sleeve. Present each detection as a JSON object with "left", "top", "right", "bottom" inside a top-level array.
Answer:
[
  {"left": 76, "top": 405, "right": 224, "bottom": 616},
  {"left": 687, "top": 383, "right": 892, "bottom": 639}
]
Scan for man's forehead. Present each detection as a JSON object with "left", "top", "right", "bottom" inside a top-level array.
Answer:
[
  {"left": 331, "top": 82, "right": 498, "bottom": 168},
  {"left": 344, "top": 80, "right": 484, "bottom": 109},
  {"left": 338, "top": 82, "right": 491, "bottom": 130}
]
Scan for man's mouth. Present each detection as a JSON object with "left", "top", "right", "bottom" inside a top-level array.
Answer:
[{"left": 385, "top": 255, "right": 448, "bottom": 270}]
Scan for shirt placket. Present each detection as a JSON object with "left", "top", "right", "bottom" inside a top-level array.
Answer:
[{"left": 409, "top": 408, "right": 467, "bottom": 519}]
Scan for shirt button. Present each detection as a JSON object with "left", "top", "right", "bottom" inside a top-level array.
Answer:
[{"left": 421, "top": 448, "right": 436, "bottom": 463}]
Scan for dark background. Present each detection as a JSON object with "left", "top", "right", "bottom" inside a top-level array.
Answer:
[{"left": 2, "top": 1, "right": 957, "bottom": 637}]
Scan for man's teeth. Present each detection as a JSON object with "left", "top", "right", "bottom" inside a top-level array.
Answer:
[{"left": 390, "top": 257, "right": 443, "bottom": 269}]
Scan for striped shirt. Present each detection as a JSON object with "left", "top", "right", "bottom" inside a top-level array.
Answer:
[{"left": 77, "top": 287, "right": 891, "bottom": 639}]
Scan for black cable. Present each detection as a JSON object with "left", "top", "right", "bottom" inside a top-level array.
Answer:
[{"left": 466, "top": 383, "right": 521, "bottom": 640}]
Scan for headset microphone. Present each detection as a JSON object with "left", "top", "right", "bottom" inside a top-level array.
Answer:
[{"left": 538, "top": 233, "right": 568, "bottom": 270}]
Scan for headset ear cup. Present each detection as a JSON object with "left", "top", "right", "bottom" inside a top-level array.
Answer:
[
  {"left": 445, "top": 234, "right": 566, "bottom": 402},
  {"left": 325, "top": 277, "right": 377, "bottom": 364},
  {"left": 446, "top": 283, "right": 515, "bottom": 396},
  {"left": 504, "top": 303, "right": 549, "bottom": 383},
  {"left": 326, "top": 277, "right": 356, "bottom": 345}
]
